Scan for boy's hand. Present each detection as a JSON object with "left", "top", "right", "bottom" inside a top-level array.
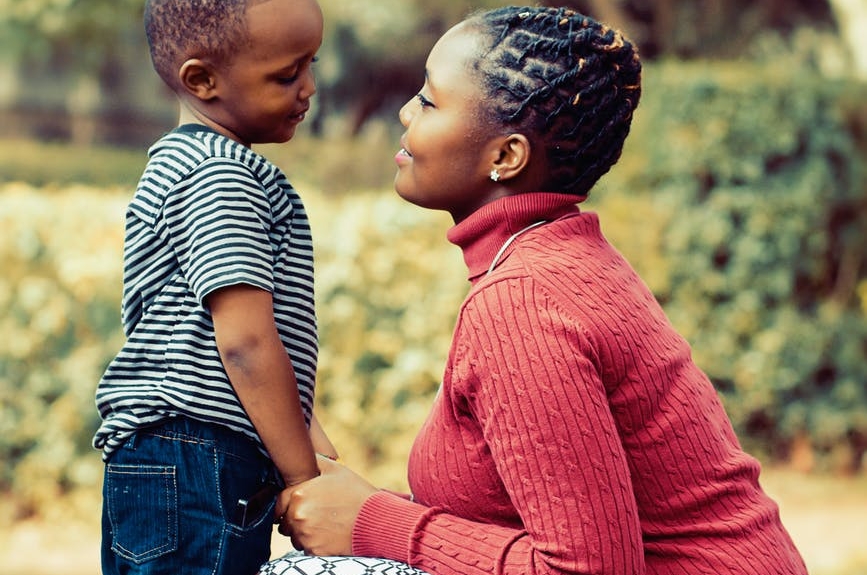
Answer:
[{"left": 277, "top": 455, "right": 378, "bottom": 556}]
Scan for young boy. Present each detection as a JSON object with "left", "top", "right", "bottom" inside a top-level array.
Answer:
[{"left": 93, "top": 1, "right": 333, "bottom": 573}]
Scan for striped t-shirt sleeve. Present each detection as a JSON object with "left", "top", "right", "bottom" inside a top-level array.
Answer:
[{"left": 164, "top": 158, "right": 275, "bottom": 302}]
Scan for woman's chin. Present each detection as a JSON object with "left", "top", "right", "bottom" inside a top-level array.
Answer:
[{"left": 393, "top": 174, "right": 413, "bottom": 202}]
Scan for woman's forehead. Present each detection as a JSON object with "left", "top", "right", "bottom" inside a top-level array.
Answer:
[{"left": 425, "top": 24, "right": 484, "bottom": 88}]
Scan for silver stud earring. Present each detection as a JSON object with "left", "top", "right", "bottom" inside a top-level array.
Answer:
[{"left": 490, "top": 169, "right": 500, "bottom": 182}]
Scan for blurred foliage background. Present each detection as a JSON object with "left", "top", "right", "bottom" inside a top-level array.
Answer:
[{"left": 1, "top": 3, "right": 866, "bottom": 572}]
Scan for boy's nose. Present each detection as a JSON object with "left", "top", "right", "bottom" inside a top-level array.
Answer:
[{"left": 301, "top": 68, "right": 317, "bottom": 99}]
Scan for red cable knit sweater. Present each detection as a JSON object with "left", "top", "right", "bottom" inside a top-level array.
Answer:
[{"left": 352, "top": 193, "right": 807, "bottom": 575}]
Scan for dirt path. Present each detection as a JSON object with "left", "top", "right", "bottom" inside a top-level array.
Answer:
[
  {"left": 1, "top": 469, "right": 865, "bottom": 575},
  {"left": 761, "top": 469, "right": 867, "bottom": 574}
]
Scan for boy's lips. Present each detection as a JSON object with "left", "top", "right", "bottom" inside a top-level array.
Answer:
[{"left": 290, "top": 106, "right": 310, "bottom": 121}]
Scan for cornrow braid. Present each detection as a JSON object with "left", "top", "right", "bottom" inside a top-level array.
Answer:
[
  {"left": 144, "top": 0, "right": 252, "bottom": 89},
  {"left": 467, "top": 6, "right": 642, "bottom": 196}
]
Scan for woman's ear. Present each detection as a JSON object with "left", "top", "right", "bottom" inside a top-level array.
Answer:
[
  {"left": 491, "top": 133, "right": 532, "bottom": 182},
  {"left": 178, "top": 59, "right": 218, "bottom": 101}
]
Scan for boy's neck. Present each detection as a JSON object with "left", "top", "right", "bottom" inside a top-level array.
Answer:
[{"left": 177, "top": 101, "right": 248, "bottom": 147}]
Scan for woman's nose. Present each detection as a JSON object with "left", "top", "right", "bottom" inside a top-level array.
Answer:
[{"left": 398, "top": 99, "right": 414, "bottom": 127}]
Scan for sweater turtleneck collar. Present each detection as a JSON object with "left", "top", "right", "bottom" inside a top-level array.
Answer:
[{"left": 447, "top": 192, "right": 584, "bottom": 281}]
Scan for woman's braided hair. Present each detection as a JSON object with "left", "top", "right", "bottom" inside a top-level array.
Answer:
[{"left": 466, "top": 6, "right": 642, "bottom": 196}]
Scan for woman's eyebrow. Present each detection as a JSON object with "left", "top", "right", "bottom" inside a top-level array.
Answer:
[{"left": 423, "top": 68, "right": 436, "bottom": 91}]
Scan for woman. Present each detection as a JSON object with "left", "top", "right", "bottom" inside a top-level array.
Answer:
[{"left": 263, "top": 6, "right": 808, "bottom": 575}]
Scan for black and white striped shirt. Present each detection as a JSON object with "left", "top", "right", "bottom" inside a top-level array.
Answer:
[{"left": 93, "top": 125, "right": 317, "bottom": 460}]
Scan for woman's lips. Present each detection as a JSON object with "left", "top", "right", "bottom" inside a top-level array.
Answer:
[{"left": 395, "top": 147, "right": 412, "bottom": 165}]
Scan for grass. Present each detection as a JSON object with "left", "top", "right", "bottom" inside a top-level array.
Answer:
[
  {"left": 761, "top": 469, "right": 867, "bottom": 575},
  {"left": 0, "top": 139, "right": 147, "bottom": 188}
]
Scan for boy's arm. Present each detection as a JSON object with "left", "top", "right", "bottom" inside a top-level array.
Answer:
[{"left": 207, "top": 284, "right": 318, "bottom": 487}]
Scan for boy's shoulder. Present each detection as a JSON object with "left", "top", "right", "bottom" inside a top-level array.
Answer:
[
  {"left": 145, "top": 126, "right": 283, "bottom": 183},
  {"left": 133, "top": 126, "right": 296, "bottom": 215},
  {"left": 149, "top": 126, "right": 251, "bottom": 162}
]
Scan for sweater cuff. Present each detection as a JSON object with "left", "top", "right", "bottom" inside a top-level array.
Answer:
[{"left": 352, "top": 490, "right": 429, "bottom": 562}]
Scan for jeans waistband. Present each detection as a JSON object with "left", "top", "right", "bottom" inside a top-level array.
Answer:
[{"left": 130, "top": 417, "right": 259, "bottom": 455}]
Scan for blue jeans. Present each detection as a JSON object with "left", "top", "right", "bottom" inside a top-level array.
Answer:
[{"left": 101, "top": 417, "right": 280, "bottom": 575}]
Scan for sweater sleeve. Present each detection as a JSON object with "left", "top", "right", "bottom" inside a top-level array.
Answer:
[{"left": 353, "top": 277, "right": 645, "bottom": 575}]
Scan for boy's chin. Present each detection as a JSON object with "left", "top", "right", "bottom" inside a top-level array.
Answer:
[{"left": 274, "top": 129, "right": 297, "bottom": 144}]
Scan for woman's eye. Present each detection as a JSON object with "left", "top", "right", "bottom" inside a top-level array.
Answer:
[{"left": 416, "top": 93, "right": 433, "bottom": 108}]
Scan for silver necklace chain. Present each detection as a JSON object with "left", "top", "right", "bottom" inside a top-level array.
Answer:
[{"left": 486, "top": 220, "right": 547, "bottom": 277}]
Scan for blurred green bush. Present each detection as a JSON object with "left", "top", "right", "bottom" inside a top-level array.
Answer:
[
  {"left": 618, "top": 62, "right": 867, "bottom": 471},
  {"left": 1, "top": 61, "right": 865, "bottom": 520},
  {"left": 0, "top": 184, "right": 127, "bottom": 519}
]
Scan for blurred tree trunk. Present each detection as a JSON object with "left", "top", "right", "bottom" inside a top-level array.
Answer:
[
  {"left": 584, "top": 0, "right": 631, "bottom": 32},
  {"left": 67, "top": 75, "right": 99, "bottom": 146},
  {"left": 828, "top": 0, "right": 867, "bottom": 79}
]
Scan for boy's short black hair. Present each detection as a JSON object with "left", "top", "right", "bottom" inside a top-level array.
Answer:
[{"left": 144, "top": 0, "right": 253, "bottom": 89}]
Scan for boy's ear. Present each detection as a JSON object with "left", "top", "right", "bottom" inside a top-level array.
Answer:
[
  {"left": 491, "top": 133, "right": 532, "bottom": 182},
  {"left": 178, "top": 59, "right": 218, "bottom": 101}
]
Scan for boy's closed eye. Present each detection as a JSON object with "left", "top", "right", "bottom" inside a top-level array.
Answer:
[{"left": 277, "top": 56, "right": 318, "bottom": 84}]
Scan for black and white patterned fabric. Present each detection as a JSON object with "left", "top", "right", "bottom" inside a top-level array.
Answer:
[{"left": 259, "top": 552, "right": 430, "bottom": 575}]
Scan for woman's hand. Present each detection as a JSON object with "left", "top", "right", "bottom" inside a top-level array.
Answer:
[{"left": 279, "top": 455, "right": 379, "bottom": 556}]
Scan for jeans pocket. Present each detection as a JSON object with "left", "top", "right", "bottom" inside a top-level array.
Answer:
[
  {"left": 106, "top": 463, "right": 178, "bottom": 563},
  {"left": 217, "top": 447, "right": 276, "bottom": 532}
]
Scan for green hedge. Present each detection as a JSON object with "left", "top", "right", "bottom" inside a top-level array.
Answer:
[
  {"left": 1, "top": 61, "right": 865, "bottom": 519},
  {"left": 612, "top": 62, "right": 867, "bottom": 469},
  {"left": 0, "top": 185, "right": 127, "bottom": 519}
]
